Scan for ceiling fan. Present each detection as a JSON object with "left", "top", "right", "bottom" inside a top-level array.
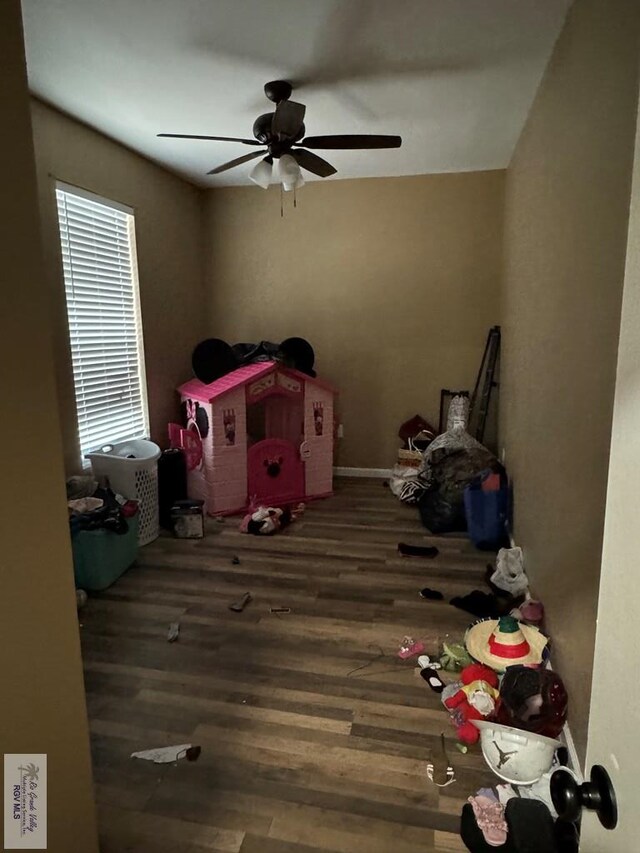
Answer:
[{"left": 157, "top": 80, "right": 401, "bottom": 188}]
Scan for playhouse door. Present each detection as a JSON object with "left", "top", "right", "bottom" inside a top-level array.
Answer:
[{"left": 247, "top": 439, "right": 304, "bottom": 505}]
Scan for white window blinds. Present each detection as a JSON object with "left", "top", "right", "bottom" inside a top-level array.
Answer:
[{"left": 56, "top": 183, "right": 149, "bottom": 460}]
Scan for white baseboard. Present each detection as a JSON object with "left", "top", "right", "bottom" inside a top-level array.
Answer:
[
  {"left": 561, "top": 721, "right": 584, "bottom": 782},
  {"left": 334, "top": 466, "right": 391, "bottom": 479}
]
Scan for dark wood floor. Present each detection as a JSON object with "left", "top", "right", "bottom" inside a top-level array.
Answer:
[{"left": 81, "top": 477, "right": 494, "bottom": 853}]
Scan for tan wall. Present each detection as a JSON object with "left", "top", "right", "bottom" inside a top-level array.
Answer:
[
  {"left": 0, "top": 1, "right": 98, "bottom": 850},
  {"left": 204, "top": 171, "right": 504, "bottom": 467},
  {"left": 30, "top": 100, "right": 206, "bottom": 472},
  {"left": 501, "top": 0, "right": 640, "bottom": 759},
  {"left": 583, "top": 88, "right": 640, "bottom": 852}
]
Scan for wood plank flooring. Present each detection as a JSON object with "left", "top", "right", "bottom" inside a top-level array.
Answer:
[{"left": 80, "top": 477, "right": 495, "bottom": 853}]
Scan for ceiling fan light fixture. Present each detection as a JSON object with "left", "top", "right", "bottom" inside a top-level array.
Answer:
[
  {"left": 279, "top": 153, "right": 301, "bottom": 191},
  {"left": 249, "top": 156, "right": 273, "bottom": 189},
  {"left": 283, "top": 172, "right": 305, "bottom": 192}
]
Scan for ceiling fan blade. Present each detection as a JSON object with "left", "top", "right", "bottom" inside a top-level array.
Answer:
[
  {"left": 292, "top": 149, "right": 337, "bottom": 178},
  {"left": 272, "top": 100, "right": 306, "bottom": 139},
  {"left": 158, "top": 133, "right": 262, "bottom": 146},
  {"left": 207, "top": 150, "right": 267, "bottom": 175},
  {"left": 299, "top": 134, "right": 402, "bottom": 150}
]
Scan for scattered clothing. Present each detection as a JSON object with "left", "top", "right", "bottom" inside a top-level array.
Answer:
[
  {"left": 516, "top": 771, "right": 558, "bottom": 819},
  {"left": 503, "top": 799, "right": 557, "bottom": 852},
  {"left": 461, "top": 798, "right": 558, "bottom": 852},
  {"left": 68, "top": 497, "right": 104, "bottom": 514},
  {"left": 511, "top": 599, "right": 545, "bottom": 628},
  {"left": 68, "top": 486, "right": 135, "bottom": 536},
  {"left": 66, "top": 474, "right": 99, "bottom": 500},
  {"left": 476, "top": 788, "right": 499, "bottom": 803},
  {"left": 398, "top": 542, "right": 439, "bottom": 558},
  {"left": 491, "top": 547, "right": 529, "bottom": 596},
  {"left": 419, "top": 587, "right": 444, "bottom": 600},
  {"left": 450, "top": 590, "right": 515, "bottom": 619},
  {"left": 496, "top": 784, "right": 519, "bottom": 807},
  {"left": 420, "top": 668, "right": 446, "bottom": 693},
  {"left": 417, "top": 654, "right": 442, "bottom": 670},
  {"left": 131, "top": 744, "right": 201, "bottom": 764},
  {"left": 467, "top": 795, "right": 508, "bottom": 847},
  {"left": 399, "top": 475, "right": 430, "bottom": 504}
]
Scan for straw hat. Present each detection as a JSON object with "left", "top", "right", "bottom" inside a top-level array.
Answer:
[{"left": 465, "top": 615, "right": 548, "bottom": 671}]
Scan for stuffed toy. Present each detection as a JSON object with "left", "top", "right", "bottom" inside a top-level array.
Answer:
[
  {"left": 444, "top": 663, "right": 500, "bottom": 744},
  {"left": 240, "top": 503, "right": 305, "bottom": 536},
  {"left": 240, "top": 506, "right": 291, "bottom": 535}
]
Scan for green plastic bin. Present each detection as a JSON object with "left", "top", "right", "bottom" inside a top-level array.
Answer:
[{"left": 71, "top": 515, "right": 139, "bottom": 591}]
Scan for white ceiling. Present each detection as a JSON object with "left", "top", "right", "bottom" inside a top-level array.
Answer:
[{"left": 21, "top": 0, "right": 571, "bottom": 187}]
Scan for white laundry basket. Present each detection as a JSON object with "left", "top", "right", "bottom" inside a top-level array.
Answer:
[{"left": 86, "top": 439, "right": 161, "bottom": 546}]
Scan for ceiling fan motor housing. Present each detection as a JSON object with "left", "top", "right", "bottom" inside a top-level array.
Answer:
[
  {"left": 264, "top": 80, "right": 292, "bottom": 103},
  {"left": 252, "top": 113, "right": 305, "bottom": 154}
]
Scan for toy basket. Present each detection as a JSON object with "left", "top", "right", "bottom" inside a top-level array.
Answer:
[
  {"left": 86, "top": 439, "right": 161, "bottom": 546},
  {"left": 72, "top": 515, "right": 139, "bottom": 591}
]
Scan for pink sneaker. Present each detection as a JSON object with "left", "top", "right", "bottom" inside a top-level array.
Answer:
[{"left": 467, "top": 795, "right": 508, "bottom": 847}]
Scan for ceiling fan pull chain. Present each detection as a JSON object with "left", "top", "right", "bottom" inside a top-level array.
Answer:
[
  {"left": 294, "top": 187, "right": 297, "bottom": 208},
  {"left": 280, "top": 184, "right": 284, "bottom": 218}
]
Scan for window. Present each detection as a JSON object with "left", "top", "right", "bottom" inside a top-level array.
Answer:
[{"left": 56, "top": 183, "right": 149, "bottom": 461}]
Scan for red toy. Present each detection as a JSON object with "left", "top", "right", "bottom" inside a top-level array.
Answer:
[{"left": 444, "top": 663, "right": 500, "bottom": 744}]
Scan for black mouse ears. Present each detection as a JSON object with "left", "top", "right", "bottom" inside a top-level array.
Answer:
[
  {"left": 191, "top": 337, "right": 316, "bottom": 384},
  {"left": 280, "top": 337, "right": 316, "bottom": 377},
  {"left": 191, "top": 339, "right": 237, "bottom": 384}
]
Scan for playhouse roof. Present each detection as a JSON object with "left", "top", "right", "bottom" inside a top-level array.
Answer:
[{"left": 178, "top": 361, "right": 336, "bottom": 403}]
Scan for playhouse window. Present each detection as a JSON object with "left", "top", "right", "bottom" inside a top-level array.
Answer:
[{"left": 56, "top": 183, "right": 150, "bottom": 463}]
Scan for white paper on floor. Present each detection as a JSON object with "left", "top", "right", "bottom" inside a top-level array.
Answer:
[{"left": 130, "top": 744, "right": 193, "bottom": 764}]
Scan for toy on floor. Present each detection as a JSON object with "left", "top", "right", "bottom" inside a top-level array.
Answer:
[
  {"left": 398, "top": 636, "right": 425, "bottom": 659},
  {"left": 440, "top": 640, "right": 473, "bottom": 672},
  {"left": 443, "top": 663, "right": 500, "bottom": 744},
  {"left": 240, "top": 502, "right": 305, "bottom": 535}
]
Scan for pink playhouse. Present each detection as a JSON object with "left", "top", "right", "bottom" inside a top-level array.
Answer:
[{"left": 170, "top": 361, "right": 336, "bottom": 516}]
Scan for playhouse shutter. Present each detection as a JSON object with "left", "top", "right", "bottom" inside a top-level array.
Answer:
[{"left": 55, "top": 183, "right": 150, "bottom": 460}]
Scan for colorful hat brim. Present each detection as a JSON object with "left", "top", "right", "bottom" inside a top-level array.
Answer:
[{"left": 465, "top": 618, "right": 548, "bottom": 671}]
